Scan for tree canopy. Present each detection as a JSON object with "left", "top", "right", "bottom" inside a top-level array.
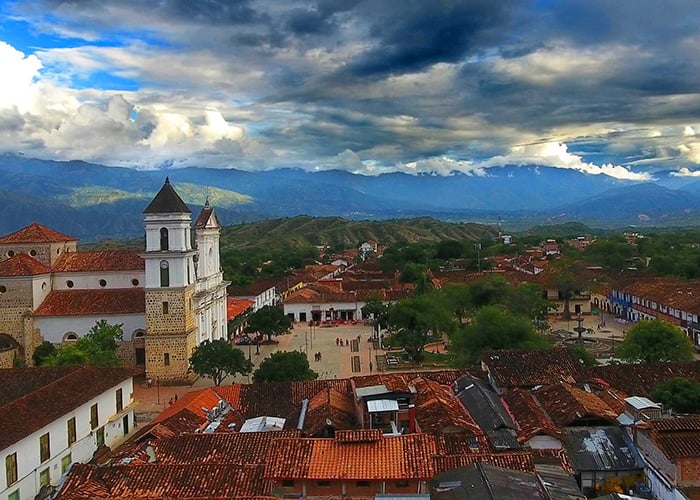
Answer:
[
  {"left": 361, "top": 295, "right": 388, "bottom": 339},
  {"left": 189, "top": 339, "right": 253, "bottom": 386},
  {"left": 386, "top": 295, "right": 455, "bottom": 362},
  {"left": 652, "top": 378, "right": 700, "bottom": 413},
  {"left": 616, "top": 319, "right": 695, "bottom": 364},
  {"left": 450, "top": 306, "right": 550, "bottom": 367},
  {"left": 245, "top": 305, "right": 293, "bottom": 342},
  {"left": 44, "top": 320, "right": 124, "bottom": 366},
  {"left": 252, "top": 351, "right": 318, "bottom": 383}
]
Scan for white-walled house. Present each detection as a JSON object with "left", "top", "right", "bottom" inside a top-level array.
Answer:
[
  {"left": 0, "top": 366, "right": 136, "bottom": 500},
  {"left": 228, "top": 279, "right": 277, "bottom": 312}
]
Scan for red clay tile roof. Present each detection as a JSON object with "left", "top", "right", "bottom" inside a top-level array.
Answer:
[
  {"left": 646, "top": 416, "right": 700, "bottom": 460},
  {"left": 34, "top": 288, "right": 145, "bottom": 316},
  {"left": 0, "top": 253, "right": 51, "bottom": 276},
  {"left": 264, "top": 433, "right": 437, "bottom": 480},
  {"left": 227, "top": 298, "right": 254, "bottom": 320},
  {"left": 57, "top": 463, "right": 269, "bottom": 499},
  {"left": 0, "top": 222, "right": 77, "bottom": 243},
  {"left": 501, "top": 388, "right": 563, "bottom": 443},
  {"left": 0, "top": 366, "right": 135, "bottom": 451},
  {"left": 53, "top": 250, "right": 144, "bottom": 272},
  {"left": 194, "top": 202, "right": 220, "bottom": 230},
  {"left": 483, "top": 348, "right": 587, "bottom": 389},
  {"left": 588, "top": 362, "right": 700, "bottom": 398},
  {"left": 299, "top": 387, "right": 357, "bottom": 436},
  {"left": 151, "top": 431, "right": 301, "bottom": 465},
  {"left": 412, "top": 377, "right": 484, "bottom": 436},
  {"left": 533, "top": 384, "right": 619, "bottom": 428},
  {"left": 351, "top": 370, "right": 466, "bottom": 393},
  {"left": 433, "top": 452, "right": 536, "bottom": 474}
]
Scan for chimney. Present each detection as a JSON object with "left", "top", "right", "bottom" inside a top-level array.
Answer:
[{"left": 408, "top": 404, "right": 416, "bottom": 434}]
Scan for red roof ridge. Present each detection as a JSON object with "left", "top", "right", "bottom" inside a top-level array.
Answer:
[{"left": 0, "top": 222, "right": 77, "bottom": 244}]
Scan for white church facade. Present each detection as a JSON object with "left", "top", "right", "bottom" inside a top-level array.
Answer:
[{"left": 0, "top": 178, "right": 229, "bottom": 381}]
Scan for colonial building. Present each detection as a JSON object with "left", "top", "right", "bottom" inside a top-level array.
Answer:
[{"left": 0, "top": 179, "right": 229, "bottom": 381}]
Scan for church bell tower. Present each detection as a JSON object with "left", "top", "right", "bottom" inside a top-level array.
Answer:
[{"left": 142, "top": 178, "right": 198, "bottom": 382}]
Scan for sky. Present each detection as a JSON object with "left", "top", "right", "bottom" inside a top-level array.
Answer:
[{"left": 1, "top": 1, "right": 700, "bottom": 180}]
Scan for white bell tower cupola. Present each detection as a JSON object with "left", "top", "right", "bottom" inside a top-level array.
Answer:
[{"left": 142, "top": 177, "right": 196, "bottom": 289}]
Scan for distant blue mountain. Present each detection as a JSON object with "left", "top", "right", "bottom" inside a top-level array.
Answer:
[{"left": 1, "top": 154, "right": 698, "bottom": 239}]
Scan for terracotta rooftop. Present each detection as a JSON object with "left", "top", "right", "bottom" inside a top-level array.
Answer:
[
  {"left": 352, "top": 370, "right": 466, "bottom": 393},
  {"left": 433, "top": 452, "right": 536, "bottom": 474},
  {"left": 501, "top": 388, "right": 563, "bottom": 444},
  {"left": 0, "top": 252, "right": 51, "bottom": 277},
  {"left": 57, "top": 463, "right": 269, "bottom": 499},
  {"left": 227, "top": 298, "right": 254, "bottom": 320},
  {"left": 264, "top": 433, "right": 437, "bottom": 480},
  {"left": 412, "top": 377, "right": 484, "bottom": 437},
  {"left": 0, "top": 221, "right": 77, "bottom": 244},
  {"left": 228, "top": 278, "right": 278, "bottom": 297},
  {"left": 533, "top": 384, "right": 619, "bottom": 428},
  {"left": 296, "top": 386, "right": 357, "bottom": 437},
  {"left": 616, "top": 276, "right": 700, "bottom": 313},
  {"left": 34, "top": 288, "right": 146, "bottom": 316},
  {"left": 482, "top": 348, "right": 587, "bottom": 390},
  {"left": 647, "top": 416, "right": 700, "bottom": 460},
  {"left": 0, "top": 366, "right": 135, "bottom": 452},
  {"left": 588, "top": 362, "right": 700, "bottom": 398},
  {"left": 52, "top": 250, "right": 144, "bottom": 272},
  {"left": 194, "top": 200, "right": 220, "bottom": 230}
]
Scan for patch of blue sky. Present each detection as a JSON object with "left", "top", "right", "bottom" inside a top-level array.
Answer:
[{"left": 70, "top": 69, "right": 141, "bottom": 91}]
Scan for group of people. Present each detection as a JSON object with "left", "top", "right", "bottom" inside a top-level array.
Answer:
[
  {"left": 168, "top": 393, "right": 179, "bottom": 406},
  {"left": 335, "top": 335, "right": 362, "bottom": 347},
  {"left": 313, "top": 351, "right": 323, "bottom": 361}
]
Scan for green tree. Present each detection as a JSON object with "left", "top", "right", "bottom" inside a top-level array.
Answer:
[
  {"left": 189, "top": 339, "right": 252, "bottom": 386},
  {"left": 245, "top": 305, "right": 293, "bottom": 342},
  {"left": 508, "top": 282, "right": 551, "bottom": 333},
  {"left": 546, "top": 258, "right": 589, "bottom": 320},
  {"left": 616, "top": 319, "right": 695, "bottom": 363},
  {"left": 387, "top": 295, "right": 455, "bottom": 363},
  {"left": 361, "top": 295, "right": 388, "bottom": 339},
  {"left": 567, "top": 344, "right": 598, "bottom": 367},
  {"left": 652, "top": 378, "right": 700, "bottom": 413},
  {"left": 450, "top": 306, "right": 550, "bottom": 367},
  {"left": 32, "top": 341, "right": 57, "bottom": 366},
  {"left": 47, "top": 320, "right": 124, "bottom": 366},
  {"left": 435, "top": 240, "right": 465, "bottom": 260},
  {"left": 440, "top": 283, "right": 472, "bottom": 324},
  {"left": 252, "top": 351, "right": 318, "bottom": 383}
]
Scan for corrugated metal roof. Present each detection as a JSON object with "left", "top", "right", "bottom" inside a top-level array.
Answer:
[
  {"left": 367, "top": 399, "right": 399, "bottom": 413},
  {"left": 356, "top": 384, "right": 389, "bottom": 398}
]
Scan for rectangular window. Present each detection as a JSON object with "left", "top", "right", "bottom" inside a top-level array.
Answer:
[
  {"left": 67, "top": 417, "right": 76, "bottom": 445},
  {"left": 116, "top": 388, "right": 123, "bottom": 413},
  {"left": 396, "top": 480, "right": 409, "bottom": 488},
  {"left": 282, "top": 480, "right": 295, "bottom": 488},
  {"left": 39, "top": 468, "right": 50, "bottom": 487},
  {"left": 5, "top": 453, "right": 17, "bottom": 486},
  {"left": 61, "top": 454, "right": 72, "bottom": 474},
  {"left": 317, "top": 481, "right": 331, "bottom": 487},
  {"left": 8, "top": 490, "right": 19, "bottom": 500},
  {"left": 356, "top": 481, "right": 370, "bottom": 488},
  {"left": 162, "top": 301, "right": 169, "bottom": 314},
  {"left": 90, "top": 403, "right": 99, "bottom": 430},
  {"left": 40, "top": 432, "right": 51, "bottom": 463},
  {"left": 164, "top": 353, "right": 170, "bottom": 366},
  {"left": 96, "top": 428, "right": 105, "bottom": 448}
]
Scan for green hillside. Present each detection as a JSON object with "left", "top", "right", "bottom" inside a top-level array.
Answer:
[
  {"left": 219, "top": 216, "right": 497, "bottom": 252},
  {"left": 58, "top": 182, "right": 252, "bottom": 208}
]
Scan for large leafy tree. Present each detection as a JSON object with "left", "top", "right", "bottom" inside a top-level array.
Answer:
[
  {"left": 450, "top": 306, "right": 550, "bottom": 367},
  {"left": 546, "top": 258, "right": 591, "bottom": 320},
  {"left": 361, "top": 295, "right": 388, "bottom": 339},
  {"left": 189, "top": 339, "right": 252, "bottom": 386},
  {"left": 245, "top": 305, "right": 293, "bottom": 342},
  {"left": 508, "top": 282, "right": 552, "bottom": 333},
  {"left": 652, "top": 378, "right": 700, "bottom": 413},
  {"left": 616, "top": 319, "right": 695, "bottom": 363},
  {"left": 46, "top": 320, "right": 124, "bottom": 367},
  {"left": 387, "top": 295, "right": 455, "bottom": 362},
  {"left": 252, "top": 351, "right": 318, "bottom": 383}
]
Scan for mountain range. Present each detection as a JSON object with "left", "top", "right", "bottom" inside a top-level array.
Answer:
[{"left": 1, "top": 153, "right": 699, "bottom": 240}]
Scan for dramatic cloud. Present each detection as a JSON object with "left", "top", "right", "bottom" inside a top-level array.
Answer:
[{"left": 1, "top": 0, "right": 700, "bottom": 179}]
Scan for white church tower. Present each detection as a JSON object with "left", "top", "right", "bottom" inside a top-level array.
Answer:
[
  {"left": 193, "top": 199, "right": 230, "bottom": 345},
  {"left": 141, "top": 178, "right": 198, "bottom": 381}
]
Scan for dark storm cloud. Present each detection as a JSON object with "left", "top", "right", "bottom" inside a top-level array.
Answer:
[{"left": 339, "top": 0, "right": 513, "bottom": 78}]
